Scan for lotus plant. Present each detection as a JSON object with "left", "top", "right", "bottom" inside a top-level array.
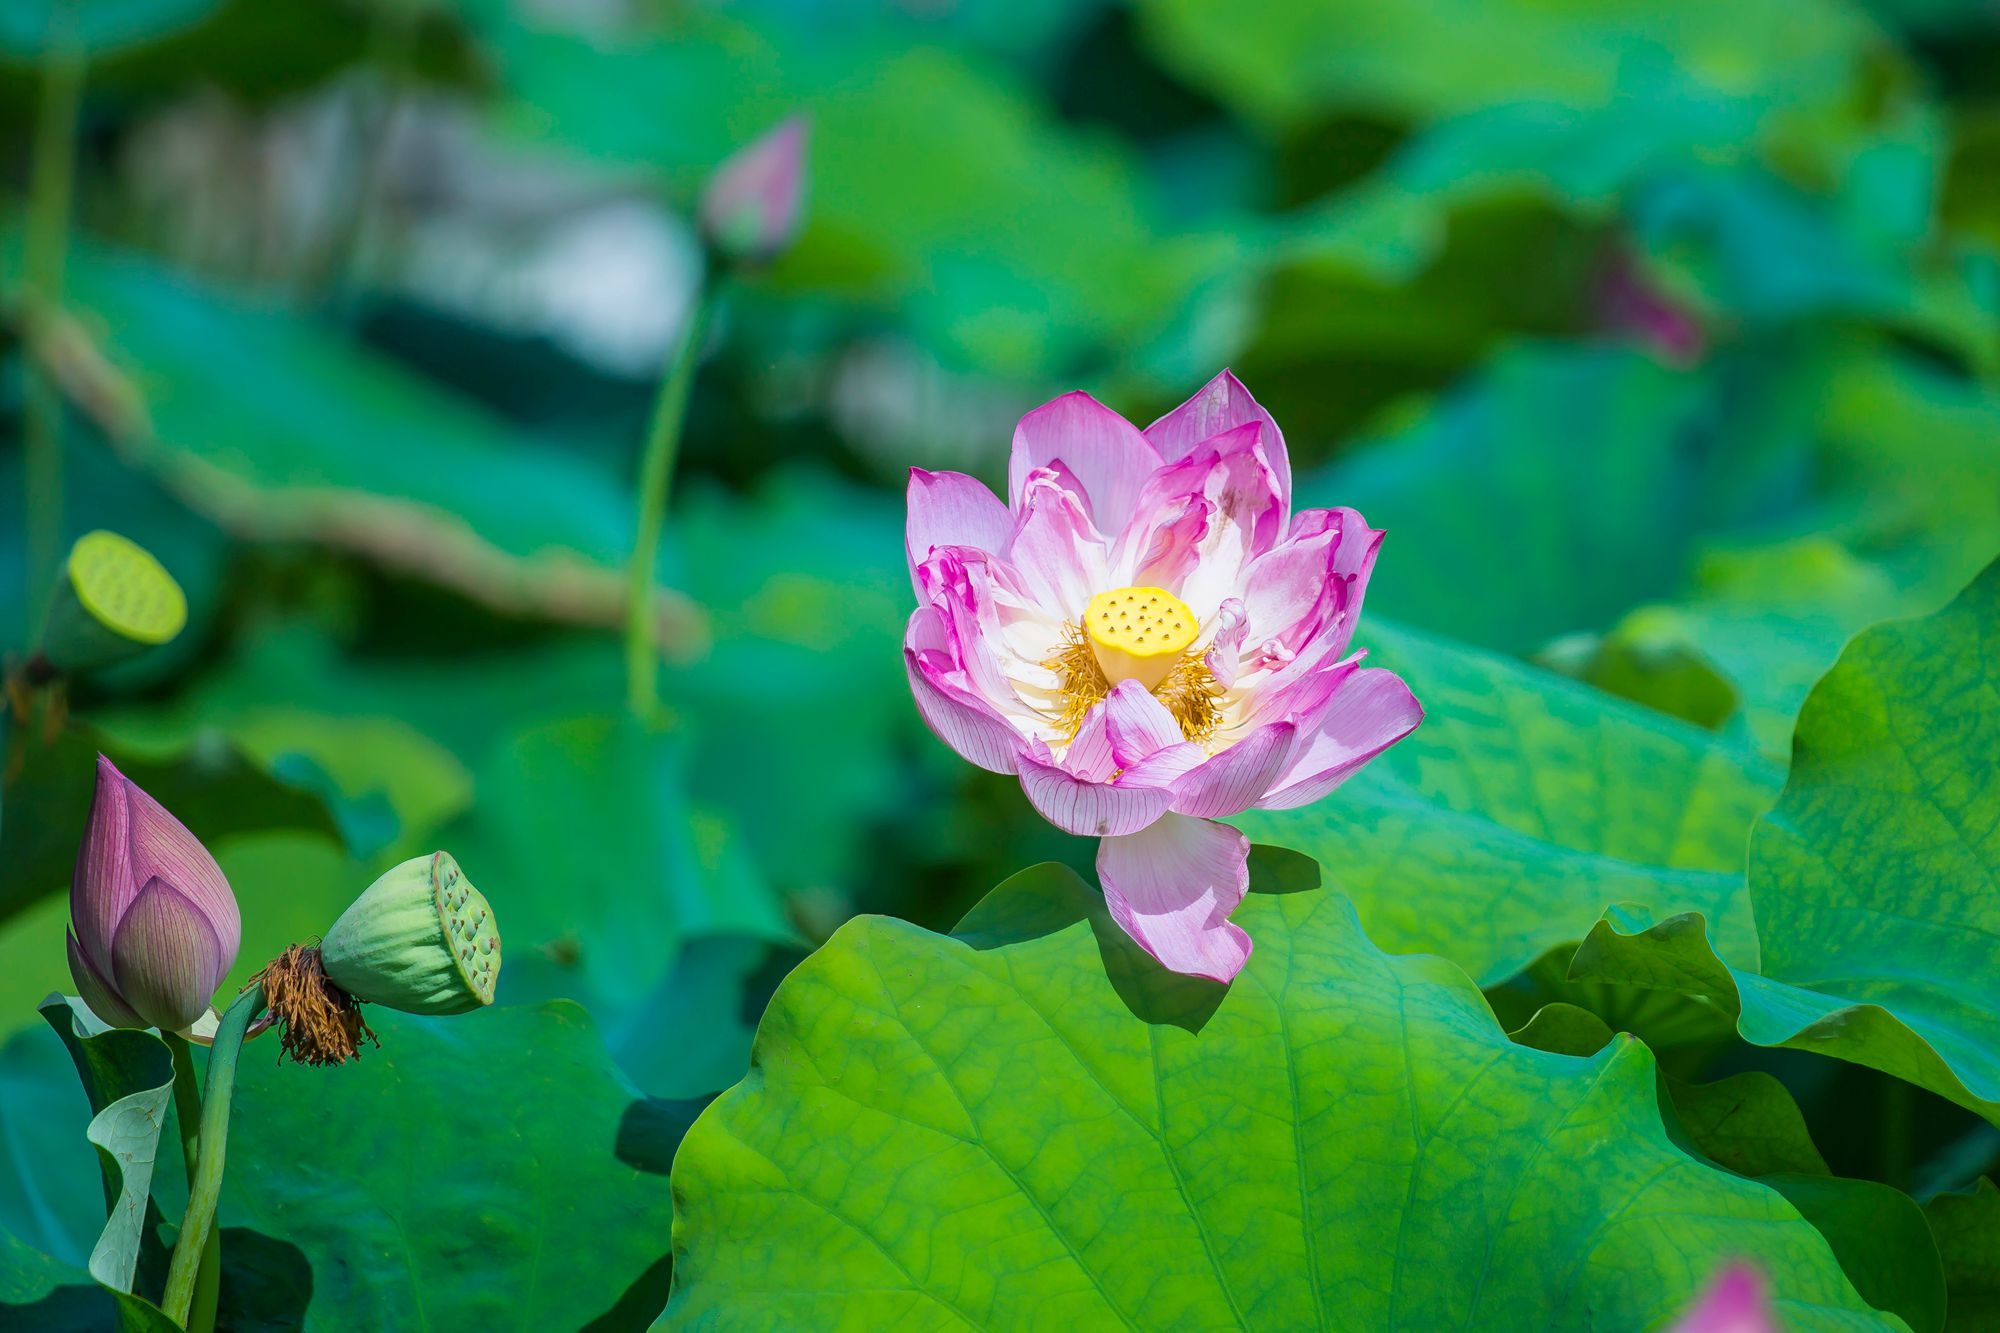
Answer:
[
  {"left": 67, "top": 754, "right": 240, "bottom": 1033},
  {"left": 905, "top": 372, "right": 1422, "bottom": 981},
  {"left": 698, "top": 115, "right": 809, "bottom": 269}
]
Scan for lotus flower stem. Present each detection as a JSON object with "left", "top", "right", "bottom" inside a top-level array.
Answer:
[
  {"left": 162, "top": 984, "right": 267, "bottom": 1327},
  {"left": 21, "top": 33, "right": 85, "bottom": 635},
  {"left": 623, "top": 280, "right": 717, "bottom": 720},
  {"left": 163, "top": 1033, "right": 222, "bottom": 1333}
]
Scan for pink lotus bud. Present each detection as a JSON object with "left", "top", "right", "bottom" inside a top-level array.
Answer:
[
  {"left": 1671, "top": 1263, "right": 1776, "bottom": 1333},
  {"left": 698, "top": 115, "right": 809, "bottom": 267},
  {"left": 1598, "top": 244, "right": 1705, "bottom": 366},
  {"left": 66, "top": 754, "right": 241, "bottom": 1032}
]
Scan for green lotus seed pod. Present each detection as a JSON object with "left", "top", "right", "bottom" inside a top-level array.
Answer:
[
  {"left": 319, "top": 852, "right": 499, "bottom": 1015},
  {"left": 39, "top": 531, "right": 188, "bottom": 675}
]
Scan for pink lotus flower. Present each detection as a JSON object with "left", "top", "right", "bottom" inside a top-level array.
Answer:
[
  {"left": 904, "top": 372, "right": 1422, "bottom": 981},
  {"left": 67, "top": 754, "right": 241, "bottom": 1032},
  {"left": 1671, "top": 1263, "right": 1776, "bottom": 1333}
]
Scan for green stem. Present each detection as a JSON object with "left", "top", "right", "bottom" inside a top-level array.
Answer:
[
  {"left": 162, "top": 987, "right": 265, "bottom": 1327},
  {"left": 163, "top": 1036, "right": 221, "bottom": 1333},
  {"left": 21, "top": 36, "right": 85, "bottom": 637},
  {"left": 623, "top": 280, "right": 716, "bottom": 721}
]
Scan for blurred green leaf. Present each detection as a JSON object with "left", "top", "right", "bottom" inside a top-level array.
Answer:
[
  {"left": 28, "top": 236, "right": 699, "bottom": 644},
  {"left": 1304, "top": 344, "right": 1721, "bottom": 654},
  {"left": 444, "top": 712, "right": 790, "bottom": 1014},
  {"left": 0, "top": 1007, "right": 99, "bottom": 1268},
  {"left": 1574, "top": 560, "right": 2000, "bottom": 1122},
  {"left": 1138, "top": 0, "right": 1892, "bottom": 144},
  {"left": 94, "top": 704, "right": 473, "bottom": 861},
  {"left": 473, "top": 13, "right": 1192, "bottom": 376},
  {"left": 1539, "top": 608, "right": 1741, "bottom": 732},
  {"left": 0, "top": 0, "right": 221, "bottom": 59},
  {"left": 671, "top": 471, "right": 928, "bottom": 894},
  {"left": 1235, "top": 619, "right": 1779, "bottom": 986},
  {"left": 1924, "top": 1178, "right": 2000, "bottom": 1328},
  {"left": 670, "top": 861, "right": 1891, "bottom": 1327},
  {"left": 599, "top": 932, "right": 805, "bottom": 1101},
  {"left": 0, "top": 721, "right": 338, "bottom": 928}
]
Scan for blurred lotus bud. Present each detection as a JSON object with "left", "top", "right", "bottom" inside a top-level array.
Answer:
[
  {"left": 320, "top": 851, "right": 499, "bottom": 1015},
  {"left": 1597, "top": 245, "right": 1705, "bottom": 366},
  {"left": 698, "top": 116, "right": 809, "bottom": 268},
  {"left": 38, "top": 531, "right": 187, "bottom": 677},
  {"left": 1670, "top": 1262, "right": 1774, "bottom": 1333},
  {"left": 67, "top": 754, "right": 240, "bottom": 1032}
]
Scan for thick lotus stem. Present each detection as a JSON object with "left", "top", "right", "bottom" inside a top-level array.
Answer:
[
  {"left": 162, "top": 985, "right": 266, "bottom": 1326},
  {"left": 256, "top": 945, "right": 376, "bottom": 1067},
  {"left": 162, "top": 1034, "right": 221, "bottom": 1333}
]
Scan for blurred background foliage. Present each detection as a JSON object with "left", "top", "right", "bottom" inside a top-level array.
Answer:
[{"left": 2, "top": 0, "right": 1999, "bottom": 1221}]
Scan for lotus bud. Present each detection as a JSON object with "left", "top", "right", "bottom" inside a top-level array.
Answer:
[
  {"left": 38, "top": 531, "right": 187, "bottom": 677},
  {"left": 320, "top": 851, "right": 500, "bottom": 1014},
  {"left": 67, "top": 755, "right": 240, "bottom": 1032},
  {"left": 1670, "top": 1263, "right": 1774, "bottom": 1333},
  {"left": 697, "top": 115, "right": 809, "bottom": 268}
]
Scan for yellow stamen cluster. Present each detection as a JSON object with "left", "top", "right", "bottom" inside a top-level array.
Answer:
[{"left": 1046, "top": 585, "right": 1223, "bottom": 748}]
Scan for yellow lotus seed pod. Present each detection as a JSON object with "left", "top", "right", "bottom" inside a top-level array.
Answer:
[{"left": 1084, "top": 586, "right": 1199, "bottom": 691}]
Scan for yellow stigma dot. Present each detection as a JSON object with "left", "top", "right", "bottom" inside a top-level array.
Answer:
[{"left": 1084, "top": 585, "right": 1198, "bottom": 691}]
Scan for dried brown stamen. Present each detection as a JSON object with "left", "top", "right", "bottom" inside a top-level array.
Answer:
[{"left": 254, "top": 944, "right": 376, "bottom": 1067}]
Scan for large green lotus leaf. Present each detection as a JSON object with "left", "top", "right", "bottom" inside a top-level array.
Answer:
[
  {"left": 37, "top": 237, "right": 698, "bottom": 644},
  {"left": 213, "top": 1002, "right": 674, "bottom": 1330},
  {"left": 1234, "top": 618, "right": 1779, "bottom": 986},
  {"left": 1573, "top": 560, "right": 2000, "bottom": 1122},
  {"left": 1924, "top": 1179, "right": 2000, "bottom": 1328},
  {"left": 1137, "top": 0, "right": 1887, "bottom": 139},
  {"left": 1513, "top": 1004, "right": 1945, "bottom": 1330},
  {"left": 0, "top": 720, "right": 337, "bottom": 928},
  {"left": 1509, "top": 1003, "right": 1828, "bottom": 1175},
  {"left": 667, "top": 863, "right": 1894, "bottom": 1329},
  {"left": 2, "top": 1001, "right": 677, "bottom": 1329},
  {"left": 37, "top": 999, "right": 174, "bottom": 1295},
  {"left": 0, "top": 0, "right": 219, "bottom": 57},
  {"left": 471, "top": 12, "right": 1189, "bottom": 377},
  {"left": 0, "top": 1232, "right": 177, "bottom": 1333}
]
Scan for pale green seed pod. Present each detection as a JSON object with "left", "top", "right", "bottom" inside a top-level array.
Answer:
[
  {"left": 320, "top": 852, "right": 499, "bottom": 1015},
  {"left": 39, "top": 531, "right": 187, "bottom": 675}
]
